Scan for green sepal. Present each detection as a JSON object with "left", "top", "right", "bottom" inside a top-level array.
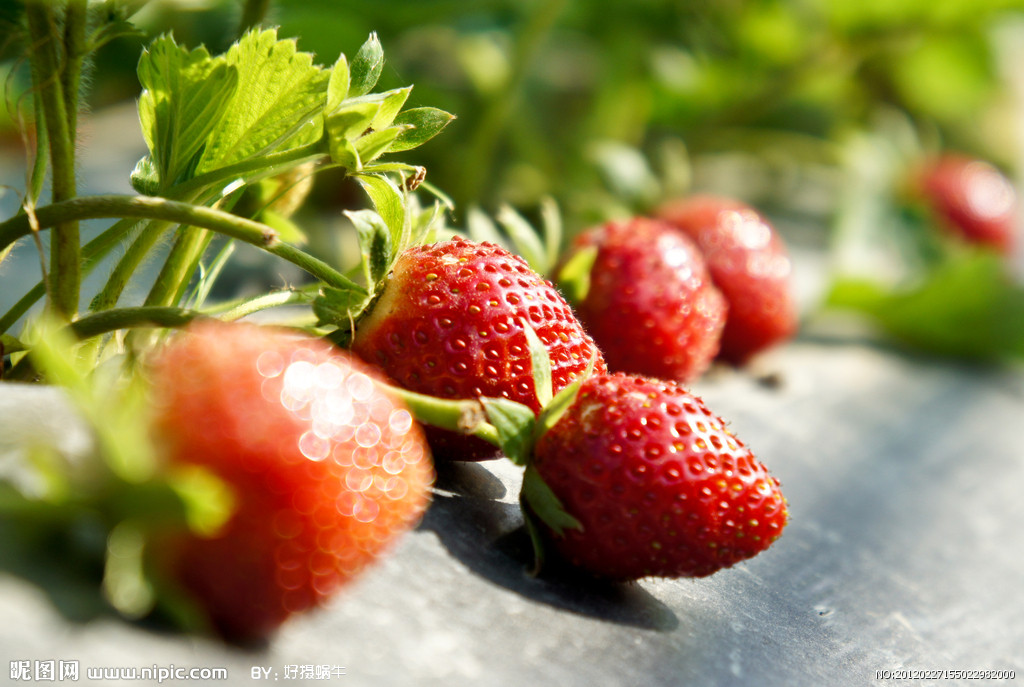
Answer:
[
  {"left": 557, "top": 245, "right": 598, "bottom": 304},
  {"left": 356, "top": 125, "right": 410, "bottom": 164},
  {"left": 346, "top": 209, "right": 393, "bottom": 287},
  {"left": 330, "top": 137, "right": 361, "bottom": 172},
  {"left": 481, "top": 397, "right": 537, "bottom": 466},
  {"left": 313, "top": 285, "right": 372, "bottom": 331},
  {"left": 521, "top": 321, "right": 553, "bottom": 407},
  {"left": 165, "top": 465, "right": 236, "bottom": 538},
  {"left": 349, "top": 33, "right": 385, "bottom": 97},
  {"left": 520, "top": 504, "right": 549, "bottom": 577},
  {"left": 521, "top": 464, "right": 582, "bottom": 537},
  {"left": 355, "top": 174, "right": 407, "bottom": 249},
  {"left": 326, "top": 53, "right": 350, "bottom": 113},
  {"left": 539, "top": 197, "right": 563, "bottom": 275},
  {"left": 389, "top": 107, "right": 456, "bottom": 152},
  {"left": 327, "top": 98, "right": 381, "bottom": 139},
  {"left": 498, "top": 205, "right": 548, "bottom": 276},
  {"left": 467, "top": 206, "right": 504, "bottom": 245},
  {"left": 371, "top": 86, "right": 413, "bottom": 131}
]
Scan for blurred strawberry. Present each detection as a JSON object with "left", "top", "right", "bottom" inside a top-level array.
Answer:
[
  {"left": 914, "top": 153, "right": 1017, "bottom": 254},
  {"left": 658, "top": 195, "right": 797, "bottom": 365},
  {"left": 561, "top": 217, "right": 726, "bottom": 382},
  {"left": 149, "top": 321, "right": 433, "bottom": 642}
]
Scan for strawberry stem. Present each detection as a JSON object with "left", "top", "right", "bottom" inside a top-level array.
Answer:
[
  {"left": 67, "top": 306, "right": 206, "bottom": 341},
  {"left": 0, "top": 195, "right": 366, "bottom": 294},
  {"left": 379, "top": 384, "right": 501, "bottom": 447},
  {"left": 25, "top": 1, "right": 81, "bottom": 321}
]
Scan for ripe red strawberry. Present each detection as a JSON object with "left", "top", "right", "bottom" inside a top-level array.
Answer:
[
  {"left": 351, "top": 236, "right": 606, "bottom": 461},
  {"left": 657, "top": 195, "right": 797, "bottom": 365},
  {"left": 148, "top": 320, "right": 433, "bottom": 642},
  {"left": 914, "top": 153, "right": 1017, "bottom": 254},
  {"left": 530, "top": 373, "right": 787, "bottom": 580},
  {"left": 563, "top": 217, "right": 726, "bottom": 382}
]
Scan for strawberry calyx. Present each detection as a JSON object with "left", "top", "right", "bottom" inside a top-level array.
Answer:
[{"left": 381, "top": 320, "right": 596, "bottom": 575}]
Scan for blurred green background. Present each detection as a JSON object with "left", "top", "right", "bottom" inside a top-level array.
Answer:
[
  {"left": 4, "top": 0, "right": 1023, "bottom": 223},
  {"left": 3, "top": 0, "right": 1024, "bottom": 357}
]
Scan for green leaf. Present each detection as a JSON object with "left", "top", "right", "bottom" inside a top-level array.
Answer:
[
  {"left": 137, "top": 35, "right": 238, "bottom": 188},
  {"left": 827, "top": 252, "right": 1024, "bottom": 360},
  {"left": 197, "top": 29, "right": 329, "bottom": 174},
  {"left": 346, "top": 209, "right": 393, "bottom": 287},
  {"left": 349, "top": 32, "right": 385, "bottom": 97},
  {"left": 371, "top": 86, "right": 413, "bottom": 131},
  {"left": 356, "top": 125, "right": 409, "bottom": 164},
  {"left": 498, "top": 205, "right": 548, "bottom": 275},
  {"left": 521, "top": 321, "right": 553, "bottom": 407},
  {"left": 314, "top": 285, "right": 372, "bottom": 329},
  {"left": 521, "top": 465, "right": 582, "bottom": 536},
  {"left": 557, "top": 245, "right": 598, "bottom": 304},
  {"left": 355, "top": 174, "right": 406, "bottom": 249},
  {"left": 481, "top": 397, "right": 537, "bottom": 466},
  {"left": 326, "top": 53, "right": 350, "bottom": 113},
  {"left": 389, "top": 107, "right": 456, "bottom": 152},
  {"left": 326, "top": 98, "right": 381, "bottom": 140}
]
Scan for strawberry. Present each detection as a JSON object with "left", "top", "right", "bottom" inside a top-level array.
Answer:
[
  {"left": 350, "top": 236, "right": 606, "bottom": 461},
  {"left": 562, "top": 217, "right": 726, "bottom": 382},
  {"left": 148, "top": 320, "right": 433, "bottom": 642},
  {"left": 657, "top": 195, "right": 797, "bottom": 365},
  {"left": 914, "top": 153, "right": 1017, "bottom": 254},
  {"left": 528, "top": 372, "right": 787, "bottom": 581}
]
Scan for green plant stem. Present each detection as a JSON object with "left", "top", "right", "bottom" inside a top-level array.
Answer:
[
  {"left": 238, "top": 0, "right": 271, "bottom": 35},
  {"left": 380, "top": 385, "right": 500, "bottom": 447},
  {"left": 68, "top": 306, "right": 205, "bottom": 340},
  {"left": 61, "top": 0, "right": 88, "bottom": 142},
  {"left": 0, "top": 195, "right": 365, "bottom": 293},
  {"left": 25, "top": 1, "right": 80, "bottom": 320},
  {"left": 206, "top": 288, "right": 315, "bottom": 321},
  {"left": 88, "top": 220, "right": 173, "bottom": 313},
  {"left": 28, "top": 91, "right": 49, "bottom": 206},
  {"left": 144, "top": 226, "right": 209, "bottom": 309},
  {"left": 0, "top": 217, "right": 150, "bottom": 335}
]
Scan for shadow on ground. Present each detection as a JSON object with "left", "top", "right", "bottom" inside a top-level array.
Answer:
[{"left": 419, "top": 461, "right": 679, "bottom": 632}]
